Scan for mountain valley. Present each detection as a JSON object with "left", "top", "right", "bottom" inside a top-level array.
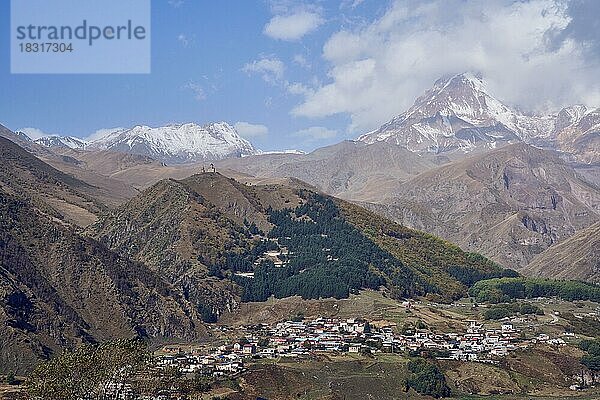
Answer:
[
  {"left": 3, "top": 74, "right": 598, "bottom": 281},
  {"left": 5, "top": 0, "right": 600, "bottom": 396},
  {"left": 0, "top": 74, "right": 600, "bottom": 399},
  {"left": 0, "top": 132, "right": 517, "bottom": 373},
  {"left": 215, "top": 75, "right": 599, "bottom": 278}
]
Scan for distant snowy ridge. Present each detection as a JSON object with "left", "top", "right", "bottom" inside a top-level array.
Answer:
[
  {"left": 26, "top": 121, "right": 260, "bottom": 164},
  {"left": 86, "top": 122, "right": 258, "bottom": 164},
  {"left": 13, "top": 131, "right": 34, "bottom": 142},
  {"left": 256, "top": 149, "right": 306, "bottom": 155},
  {"left": 34, "top": 135, "right": 88, "bottom": 150}
]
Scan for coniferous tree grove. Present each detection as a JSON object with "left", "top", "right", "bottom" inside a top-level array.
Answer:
[
  {"left": 217, "top": 193, "right": 519, "bottom": 303},
  {"left": 483, "top": 302, "right": 544, "bottom": 320},
  {"left": 447, "top": 263, "right": 518, "bottom": 286},
  {"left": 236, "top": 195, "right": 410, "bottom": 301}
]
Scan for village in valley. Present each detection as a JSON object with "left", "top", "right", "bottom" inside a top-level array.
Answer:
[{"left": 155, "top": 300, "right": 584, "bottom": 380}]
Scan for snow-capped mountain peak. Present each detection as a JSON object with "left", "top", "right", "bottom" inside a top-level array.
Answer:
[
  {"left": 359, "top": 72, "right": 533, "bottom": 153},
  {"left": 88, "top": 121, "right": 258, "bottom": 164},
  {"left": 555, "top": 105, "right": 590, "bottom": 130},
  {"left": 34, "top": 135, "right": 88, "bottom": 150},
  {"left": 358, "top": 72, "right": 598, "bottom": 163}
]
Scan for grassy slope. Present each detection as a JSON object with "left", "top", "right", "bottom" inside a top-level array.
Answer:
[
  {"left": 90, "top": 174, "right": 513, "bottom": 308},
  {"left": 524, "top": 221, "right": 600, "bottom": 283},
  {"left": 0, "top": 136, "right": 107, "bottom": 227},
  {"left": 339, "top": 199, "right": 510, "bottom": 300},
  {"left": 0, "top": 188, "right": 204, "bottom": 373}
]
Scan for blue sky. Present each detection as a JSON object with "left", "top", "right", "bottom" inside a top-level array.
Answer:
[{"left": 1, "top": 0, "right": 599, "bottom": 152}]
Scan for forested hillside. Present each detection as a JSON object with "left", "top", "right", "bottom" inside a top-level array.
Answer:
[
  {"left": 236, "top": 192, "right": 515, "bottom": 302},
  {"left": 90, "top": 175, "right": 515, "bottom": 312},
  {"left": 469, "top": 277, "right": 600, "bottom": 303}
]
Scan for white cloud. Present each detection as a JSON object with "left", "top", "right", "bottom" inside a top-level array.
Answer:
[
  {"left": 293, "top": 53, "right": 310, "bottom": 69},
  {"left": 242, "top": 57, "right": 285, "bottom": 83},
  {"left": 85, "top": 127, "right": 123, "bottom": 142},
  {"left": 293, "top": 126, "right": 337, "bottom": 141},
  {"left": 340, "top": 0, "right": 366, "bottom": 9},
  {"left": 243, "top": 55, "right": 316, "bottom": 97},
  {"left": 183, "top": 81, "right": 206, "bottom": 101},
  {"left": 292, "top": 0, "right": 600, "bottom": 134},
  {"left": 264, "top": 11, "right": 324, "bottom": 41},
  {"left": 286, "top": 82, "right": 313, "bottom": 96},
  {"left": 18, "top": 127, "right": 54, "bottom": 140},
  {"left": 234, "top": 122, "right": 269, "bottom": 138}
]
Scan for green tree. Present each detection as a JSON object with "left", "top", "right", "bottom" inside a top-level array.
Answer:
[
  {"left": 406, "top": 358, "right": 451, "bottom": 398},
  {"left": 582, "top": 355, "right": 600, "bottom": 371},
  {"left": 470, "top": 277, "right": 600, "bottom": 304}
]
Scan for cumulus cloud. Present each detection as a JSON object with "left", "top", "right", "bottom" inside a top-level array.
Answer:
[
  {"left": 545, "top": 0, "right": 600, "bottom": 62},
  {"left": 242, "top": 57, "right": 285, "bottom": 83},
  {"left": 292, "top": 0, "right": 600, "bottom": 133},
  {"left": 234, "top": 122, "right": 269, "bottom": 138},
  {"left": 242, "top": 56, "right": 316, "bottom": 97},
  {"left": 286, "top": 82, "right": 313, "bottom": 96},
  {"left": 293, "top": 126, "right": 337, "bottom": 141},
  {"left": 264, "top": 10, "right": 324, "bottom": 41},
  {"left": 85, "top": 127, "right": 124, "bottom": 142}
]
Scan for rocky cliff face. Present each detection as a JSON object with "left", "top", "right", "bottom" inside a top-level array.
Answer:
[
  {"left": 368, "top": 143, "right": 600, "bottom": 270},
  {"left": 554, "top": 106, "right": 600, "bottom": 163},
  {"left": 524, "top": 221, "right": 600, "bottom": 282}
]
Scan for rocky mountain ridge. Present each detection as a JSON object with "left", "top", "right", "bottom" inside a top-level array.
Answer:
[
  {"left": 367, "top": 143, "right": 599, "bottom": 270},
  {"left": 523, "top": 221, "right": 600, "bottom": 282},
  {"left": 33, "top": 135, "right": 88, "bottom": 150},
  {"left": 22, "top": 121, "right": 259, "bottom": 165}
]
